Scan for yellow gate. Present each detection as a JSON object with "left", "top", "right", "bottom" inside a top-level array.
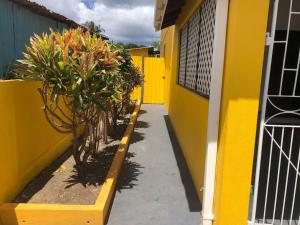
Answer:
[{"left": 131, "top": 56, "right": 165, "bottom": 104}]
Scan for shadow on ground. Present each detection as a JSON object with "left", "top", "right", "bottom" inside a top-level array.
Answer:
[
  {"left": 14, "top": 117, "right": 147, "bottom": 203},
  {"left": 65, "top": 145, "right": 119, "bottom": 188},
  {"left": 65, "top": 118, "right": 148, "bottom": 189},
  {"left": 116, "top": 152, "right": 144, "bottom": 191},
  {"left": 138, "top": 109, "right": 147, "bottom": 115},
  {"left": 115, "top": 117, "right": 149, "bottom": 191},
  {"left": 164, "top": 115, "right": 202, "bottom": 212}
]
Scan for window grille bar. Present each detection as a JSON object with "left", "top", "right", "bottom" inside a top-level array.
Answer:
[
  {"left": 280, "top": 128, "right": 294, "bottom": 225},
  {"left": 284, "top": 68, "right": 297, "bottom": 71},
  {"left": 293, "top": 49, "right": 300, "bottom": 96},
  {"left": 262, "top": 127, "right": 275, "bottom": 224},
  {"left": 265, "top": 124, "right": 300, "bottom": 128},
  {"left": 279, "top": 0, "right": 294, "bottom": 95},
  {"left": 177, "top": 0, "right": 216, "bottom": 97},
  {"left": 252, "top": 0, "right": 300, "bottom": 224},
  {"left": 267, "top": 95, "right": 300, "bottom": 98},
  {"left": 184, "top": 23, "right": 190, "bottom": 86},
  {"left": 289, "top": 147, "right": 300, "bottom": 225},
  {"left": 178, "top": 30, "right": 182, "bottom": 85},
  {"left": 272, "top": 128, "right": 285, "bottom": 224},
  {"left": 178, "top": 25, "right": 188, "bottom": 86},
  {"left": 274, "top": 41, "right": 287, "bottom": 44},
  {"left": 195, "top": 7, "right": 203, "bottom": 91},
  {"left": 250, "top": 0, "right": 280, "bottom": 222},
  {"left": 264, "top": 128, "right": 300, "bottom": 178}
]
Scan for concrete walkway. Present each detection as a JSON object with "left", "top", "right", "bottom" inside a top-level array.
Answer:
[{"left": 106, "top": 104, "right": 202, "bottom": 225}]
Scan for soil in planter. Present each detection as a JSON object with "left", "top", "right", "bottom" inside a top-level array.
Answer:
[{"left": 13, "top": 117, "right": 130, "bottom": 205}]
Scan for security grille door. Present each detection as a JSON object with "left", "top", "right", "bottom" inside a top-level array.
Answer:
[{"left": 251, "top": 0, "right": 300, "bottom": 224}]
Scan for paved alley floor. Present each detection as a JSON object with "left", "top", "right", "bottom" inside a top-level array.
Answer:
[{"left": 106, "top": 104, "right": 202, "bottom": 225}]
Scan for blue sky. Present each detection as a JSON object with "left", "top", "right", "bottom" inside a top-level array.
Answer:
[
  {"left": 31, "top": 0, "right": 160, "bottom": 45},
  {"left": 81, "top": 0, "right": 95, "bottom": 9}
]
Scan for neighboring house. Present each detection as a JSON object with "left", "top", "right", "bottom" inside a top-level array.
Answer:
[
  {"left": 128, "top": 47, "right": 160, "bottom": 57},
  {"left": 155, "top": 0, "right": 300, "bottom": 225},
  {"left": 0, "top": 0, "right": 79, "bottom": 78}
]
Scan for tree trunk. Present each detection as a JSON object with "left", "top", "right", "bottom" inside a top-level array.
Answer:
[
  {"left": 103, "top": 111, "right": 108, "bottom": 144},
  {"left": 72, "top": 129, "right": 85, "bottom": 178}
]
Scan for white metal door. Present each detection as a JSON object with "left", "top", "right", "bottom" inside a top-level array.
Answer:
[{"left": 250, "top": 0, "right": 300, "bottom": 224}]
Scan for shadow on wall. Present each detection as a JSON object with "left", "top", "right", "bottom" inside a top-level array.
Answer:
[{"left": 163, "top": 115, "right": 202, "bottom": 212}]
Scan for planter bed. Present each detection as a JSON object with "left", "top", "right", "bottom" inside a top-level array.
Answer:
[{"left": 0, "top": 101, "right": 141, "bottom": 225}]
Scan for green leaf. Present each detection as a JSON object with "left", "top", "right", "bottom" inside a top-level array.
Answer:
[
  {"left": 58, "top": 61, "right": 65, "bottom": 70},
  {"left": 78, "top": 95, "right": 83, "bottom": 106},
  {"left": 72, "top": 83, "right": 77, "bottom": 91}
]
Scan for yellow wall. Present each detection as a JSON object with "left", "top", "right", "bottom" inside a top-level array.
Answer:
[
  {"left": 161, "top": 0, "right": 270, "bottom": 224},
  {"left": 213, "top": 1, "right": 270, "bottom": 224},
  {"left": 161, "top": 26, "right": 175, "bottom": 111},
  {"left": 161, "top": 0, "right": 209, "bottom": 202},
  {"left": 128, "top": 48, "right": 149, "bottom": 57},
  {"left": 130, "top": 56, "right": 143, "bottom": 100},
  {"left": 0, "top": 80, "right": 72, "bottom": 204}
]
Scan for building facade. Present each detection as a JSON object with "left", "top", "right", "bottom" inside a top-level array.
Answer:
[
  {"left": 0, "top": 0, "right": 78, "bottom": 78},
  {"left": 155, "top": 0, "right": 300, "bottom": 224}
]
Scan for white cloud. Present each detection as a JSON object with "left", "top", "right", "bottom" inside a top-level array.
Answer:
[{"left": 31, "top": 0, "right": 160, "bottom": 45}]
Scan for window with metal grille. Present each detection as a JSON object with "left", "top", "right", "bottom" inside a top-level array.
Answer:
[{"left": 178, "top": 0, "right": 216, "bottom": 98}]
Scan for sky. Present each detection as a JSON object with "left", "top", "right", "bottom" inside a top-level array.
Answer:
[{"left": 31, "top": 0, "right": 160, "bottom": 45}]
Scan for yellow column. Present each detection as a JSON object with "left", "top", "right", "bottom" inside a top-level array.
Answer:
[{"left": 213, "top": 0, "right": 270, "bottom": 225}]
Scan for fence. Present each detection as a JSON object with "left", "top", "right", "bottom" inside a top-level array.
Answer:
[{"left": 131, "top": 56, "right": 165, "bottom": 104}]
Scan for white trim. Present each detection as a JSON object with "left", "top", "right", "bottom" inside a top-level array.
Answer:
[
  {"left": 202, "top": 0, "right": 229, "bottom": 224},
  {"left": 248, "top": 222, "right": 272, "bottom": 225},
  {"left": 159, "top": 0, "right": 168, "bottom": 31},
  {"left": 154, "top": 0, "right": 165, "bottom": 31},
  {"left": 154, "top": 0, "right": 168, "bottom": 31}
]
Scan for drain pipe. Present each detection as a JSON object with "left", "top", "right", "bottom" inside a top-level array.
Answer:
[{"left": 201, "top": 0, "right": 228, "bottom": 224}]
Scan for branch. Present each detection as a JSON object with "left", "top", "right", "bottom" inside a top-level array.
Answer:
[{"left": 38, "top": 86, "right": 73, "bottom": 132}]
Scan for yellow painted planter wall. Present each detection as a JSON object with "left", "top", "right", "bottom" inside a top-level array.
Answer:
[
  {"left": 0, "top": 80, "right": 72, "bottom": 204},
  {"left": 160, "top": 0, "right": 270, "bottom": 224}
]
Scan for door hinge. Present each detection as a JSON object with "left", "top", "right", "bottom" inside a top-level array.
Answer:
[{"left": 265, "top": 32, "right": 273, "bottom": 46}]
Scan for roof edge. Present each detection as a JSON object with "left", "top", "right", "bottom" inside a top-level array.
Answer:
[
  {"left": 127, "top": 47, "right": 154, "bottom": 51},
  {"left": 11, "top": 0, "right": 79, "bottom": 28},
  {"left": 153, "top": 0, "right": 185, "bottom": 31}
]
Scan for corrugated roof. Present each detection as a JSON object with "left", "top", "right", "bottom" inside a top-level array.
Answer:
[{"left": 11, "top": 0, "right": 79, "bottom": 28}]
